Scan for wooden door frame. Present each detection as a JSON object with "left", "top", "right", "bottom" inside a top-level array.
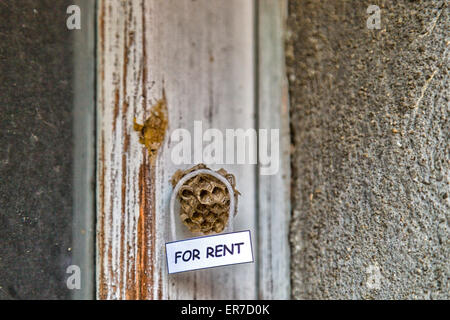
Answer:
[{"left": 96, "top": 0, "right": 290, "bottom": 299}]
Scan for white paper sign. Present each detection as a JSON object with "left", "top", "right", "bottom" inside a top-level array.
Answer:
[{"left": 165, "top": 230, "right": 254, "bottom": 274}]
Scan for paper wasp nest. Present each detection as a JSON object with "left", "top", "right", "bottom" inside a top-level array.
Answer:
[{"left": 171, "top": 164, "right": 239, "bottom": 235}]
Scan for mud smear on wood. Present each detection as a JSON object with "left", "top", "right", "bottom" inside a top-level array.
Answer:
[{"left": 133, "top": 92, "right": 168, "bottom": 164}]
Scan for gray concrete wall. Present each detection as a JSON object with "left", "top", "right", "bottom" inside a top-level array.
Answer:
[
  {"left": 0, "top": 0, "right": 73, "bottom": 299},
  {"left": 287, "top": 0, "right": 448, "bottom": 299}
]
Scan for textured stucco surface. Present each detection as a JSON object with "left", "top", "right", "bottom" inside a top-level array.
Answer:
[
  {"left": 287, "top": 0, "right": 448, "bottom": 299},
  {"left": 0, "top": 1, "right": 73, "bottom": 299}
]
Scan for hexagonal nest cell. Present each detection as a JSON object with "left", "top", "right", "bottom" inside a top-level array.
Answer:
[{"left": 171, "top": 164, "right": 239, "bottom": 235}]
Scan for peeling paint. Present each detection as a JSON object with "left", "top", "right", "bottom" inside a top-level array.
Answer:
[{"left": 98, "top": 0, "right": 258, "bottom": 300}]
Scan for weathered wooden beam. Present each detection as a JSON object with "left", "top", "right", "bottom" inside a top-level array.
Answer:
[
  {"left": 97, "top": 0, "right": 290, "bottom": 299},
  {"left": 97, "top": 0, "right": 256, "bottom": 299},
  {"left": 257, "top": 0, "right": 290, "bottom": 300}
]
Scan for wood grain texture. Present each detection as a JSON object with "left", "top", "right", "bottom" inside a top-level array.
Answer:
[
  {"left": 97, "top": 0, "right": 289, "bottom": 300},
  {"left": 97, "top": 0, "right": 255, "bottom": 299},
  {"left": 257, "top": 0, "right": 290, "bottom": 299}
]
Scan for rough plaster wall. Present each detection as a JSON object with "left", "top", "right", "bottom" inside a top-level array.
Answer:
[
  {"left": 287, "top": 0, "right": 448, "bottom": 299},
  {"left": 0, "top": 1, "right": 73, "bottom": 299}
]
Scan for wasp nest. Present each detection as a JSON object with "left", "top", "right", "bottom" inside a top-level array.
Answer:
[{"left": 171, "top": 164, "right": 239, "bottom": 235}]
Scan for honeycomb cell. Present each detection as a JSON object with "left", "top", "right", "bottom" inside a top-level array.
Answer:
[{"left": 171, "top": 164, "right": 240, "bottom": 235}]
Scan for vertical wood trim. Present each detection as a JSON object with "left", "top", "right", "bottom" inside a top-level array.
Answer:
[
  {"left": 97, "top": 0, "right": 153, "bottom": 299},
  {"left": 72, "top": 0, "right": 96, "bottom": 300},
  {"left": 257, "top": 0, "right": 291, "bottom": 299}
]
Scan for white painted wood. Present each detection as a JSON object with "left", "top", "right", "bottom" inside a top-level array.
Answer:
[
  {"left": 97, "top": 0, "right": 290, "bottom": 300},
  {"left": 97, "top": 0, "right": 256, "bottom": 299},
  {"left": 257, "top": 0, "right": 291, "bottom": 299},
  {"left": 153, "top": 0, "right": 256, "bottom": 300},
  {"left": 97, "top": 0, "right": 149, "bottom": 300}
]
